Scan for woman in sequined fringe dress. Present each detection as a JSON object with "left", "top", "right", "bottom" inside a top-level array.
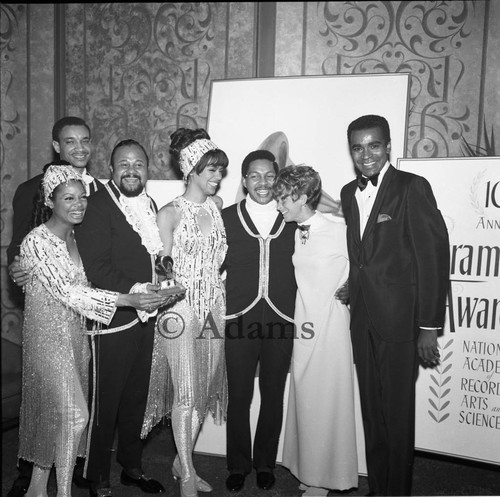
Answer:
[
  {"left": 18, "top": 165, "right": 167, "bottom": 497},
  {"left": 142, "top": 128, "right": 228, "bottom": 497}
]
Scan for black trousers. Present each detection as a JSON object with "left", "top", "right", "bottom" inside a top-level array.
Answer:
[
  {"left": 225, "top": 300, "right": 294, "bottom": 474},
  {"left": 84, "top": 320, "right": 155, "bottom": 484},
  {"left": 350, "top": 297, "right": 419, "bottom": 496}
]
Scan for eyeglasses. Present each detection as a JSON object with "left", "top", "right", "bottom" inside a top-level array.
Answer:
[{"left": 245, "top": 173, "right": 276, "bottom": 183}]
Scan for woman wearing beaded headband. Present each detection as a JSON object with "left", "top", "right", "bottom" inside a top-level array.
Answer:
[
  {"left": 142, "top": 128, "right": 228, "bottom": 497},
  {"left": 17, "top": 165, "right": 168, "bottom": 497},
  {"left": 273, "top": 165, "right": 358, "bottom": 496}
]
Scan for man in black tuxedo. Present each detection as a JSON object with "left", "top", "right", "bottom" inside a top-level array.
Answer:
[
  {"left": 340, "top": 115, "right": 450, "bottom": 496},
  {"left": 222, "top": 150, "right": 296, "bottom": 492},
  {"left": 75, "top": 139, "right": 165, "bottom": 497},
  {"left": 7, "top": 116, "right": 103, "bottom": 497},
  {"left": 7, "top": 116, "right": 103, "bottom": 269}
]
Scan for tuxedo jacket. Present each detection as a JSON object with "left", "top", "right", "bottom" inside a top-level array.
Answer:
[
  {"left": 7, "top": 172, "right": 103, "bottom": 264},
  {"left": 341, "top": 165, "right": 450, "bottom": 342},
  {"left": 222, "top": 200, "right": 297, "bottom": 322},
  {"left": 75, "top": 182, "right": 157, "bottom": 331}
]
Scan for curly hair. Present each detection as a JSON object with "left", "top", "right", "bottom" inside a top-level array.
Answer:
[
  {"left": 272, "top": 165, "right": 322, "bottom": 209},
  {"left": 169, "top": 127, "right": 228, "bottom": 177}
]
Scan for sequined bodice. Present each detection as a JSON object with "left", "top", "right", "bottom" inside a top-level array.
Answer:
[{"left": 171, "top": 196, "right": 227, "bottom": 321}]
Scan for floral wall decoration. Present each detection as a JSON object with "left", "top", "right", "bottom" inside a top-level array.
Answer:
[{"left": 65, "top": 3, "right": 255, "bottom": 180}]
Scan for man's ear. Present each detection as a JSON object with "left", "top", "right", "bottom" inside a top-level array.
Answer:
[
  {"left": 109, "top": 164, "right": 114, "bottom": 176},
  {"left": 52, "top": 140, "right": 61, "bottom": 154},
  {"left": 386, "top": 141, "right": 391, "bottom": 154}
]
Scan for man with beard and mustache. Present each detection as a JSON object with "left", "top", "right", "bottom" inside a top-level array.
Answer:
[
  {"left": 75, "top": 139, "right": 166, "bottom": 497},
  {"left": 222, "top": 150, "right": 297, "bottom": 493}
]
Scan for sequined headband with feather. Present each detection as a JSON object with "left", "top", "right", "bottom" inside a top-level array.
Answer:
[
  {"left": 178, "top": 138, "right": 219, "bottom": 180},
  {"left": 42, "top": 165, "right": 83, "bottom": 205}
]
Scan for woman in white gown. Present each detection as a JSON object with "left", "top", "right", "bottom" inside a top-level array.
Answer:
[
  {"left": 274, "top": 165, "right": 358, "bottom": 496},
  {"left": 18, "top": 165, "right": 168, "bottom": 497}
]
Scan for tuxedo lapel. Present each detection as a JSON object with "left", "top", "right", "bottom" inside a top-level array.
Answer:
[{"left": 346, "top": 181, "right": 362, "bottom": 247}]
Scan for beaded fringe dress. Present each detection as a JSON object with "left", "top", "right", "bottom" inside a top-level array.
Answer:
[
  {"left": 18, "top": 224, "right": 117, "bottom": 468},
  {"left": 142, "top": 196, "right": 228, "bottom": 436}
]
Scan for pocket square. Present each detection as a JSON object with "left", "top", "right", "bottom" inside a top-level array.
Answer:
[{"left": 377, "top": 213, "right": 392, "bottom": 223}]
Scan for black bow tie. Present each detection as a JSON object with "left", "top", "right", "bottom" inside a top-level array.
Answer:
[
  {"left": 297, "top": 224, "right": 310, "bottom": 232},
  {"left": 357, "top": 173, "right": 380, "bottom": 191}
]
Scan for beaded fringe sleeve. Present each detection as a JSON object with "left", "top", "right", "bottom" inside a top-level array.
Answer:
[{"left": 20, "top": 225, "right": 118, "bottom": 324}]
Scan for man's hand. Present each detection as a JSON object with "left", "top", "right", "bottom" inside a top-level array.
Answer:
[
  {"left": 334, "top": 280, "right": 349, "bottom": 305},
  {"left": 119, "top": 292, "right": 171, "bottom": 312},
  {"left": 8, "top": 256, "right": 29, "bottom": 287},
  {"left": 418, "top": 328, "right": 440, "bottom": 366}
]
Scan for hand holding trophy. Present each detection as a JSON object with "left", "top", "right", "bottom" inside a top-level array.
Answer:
[{"left": 155, "top": 255, "right": 186, "bottom": 306}]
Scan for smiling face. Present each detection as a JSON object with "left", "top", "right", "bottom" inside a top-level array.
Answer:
[
  {"left": 111, "top": 144, "right": 148, "bottom": 197},
  {"left": 52, "top": 125, "right": 92, "bottom": 170},
  {"left": 190, "top": 161, "right": 225, "bottom": 196},
  {"left": 47, "top": 180, "right": 87, "bottom": 226},
  {"left": 349, "top": 126, "right": 391, "bottom": 178},
  {"left": 242, "top": 159, "right": 277, "bottom": 205},
  {"left": 276, "top": 193, "right": 307, "bottom": 223}
]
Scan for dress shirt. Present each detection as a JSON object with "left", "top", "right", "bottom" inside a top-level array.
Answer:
[
  {"left": 245, "top": 196, "right": 278, "bottom": 238},
  {"left": 355, "top": 161, "right": 390, "bottom": 237}
]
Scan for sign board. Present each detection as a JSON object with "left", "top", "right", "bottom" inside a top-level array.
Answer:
[{"left": 399, "top": 157, "right": 500, "bottom": 465}]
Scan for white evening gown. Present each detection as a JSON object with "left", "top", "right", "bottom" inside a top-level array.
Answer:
[{"left": 282, "top": 211, "right": 358, "bottom": 490}]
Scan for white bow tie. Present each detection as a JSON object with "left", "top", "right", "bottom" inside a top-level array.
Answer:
[{"left": 80, "top": 170, "right": 94, "bottom": 185}]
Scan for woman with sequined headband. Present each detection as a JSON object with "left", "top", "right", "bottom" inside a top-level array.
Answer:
[
  {"left": 17, "top": 165, "right": 168, "bottom": 497},
  {"left": 273, "top": 165, "right": 358, "bottom": 496},
  {"left": 141, "top": 128, "right": 228, "bottom": 497}
]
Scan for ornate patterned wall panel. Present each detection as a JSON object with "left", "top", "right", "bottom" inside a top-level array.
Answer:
[
  {"left": 64, "top": 3, "right": 256, "bottom": 181},
  {"left": 65, "top": 3, "right": 86, "bottom": 119},
  {"left": 275, "top": 1, "right": 498, "bottom": 159},
  {"left": 226, "top": 2, "right": 256, "bottom": 79},
  {"left": 482, "top": 0, "right": 500, "bottom": 153},
  {"left": 275, "top": 2, "right": 305, "bottom": 76},
  {"left": 1, "top": 4, "right": 55, "bottom": 346}
]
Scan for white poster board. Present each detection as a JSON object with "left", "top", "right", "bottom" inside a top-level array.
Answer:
[
  {"left": 399, "top": 157, "right": 500, "bottom": 465},
  {"left": 207, "top": 73, "right": 410, "bottom": 214}
]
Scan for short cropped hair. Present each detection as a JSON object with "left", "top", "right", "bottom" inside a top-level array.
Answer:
[
  {"left": 52, "top": 116, "right": 91, "bottom": 142},
  {"left": 241, "top": 150, "right": 279, "bottom": 178},
  {"left": 110, "top": 139, "right": 149, "bottom": 168},
  {"left": 347, "top": 114, "right": 391, "bottom": 145},
  {"left": 272, "top": 164, "right": 322, "bottom": 209}
]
